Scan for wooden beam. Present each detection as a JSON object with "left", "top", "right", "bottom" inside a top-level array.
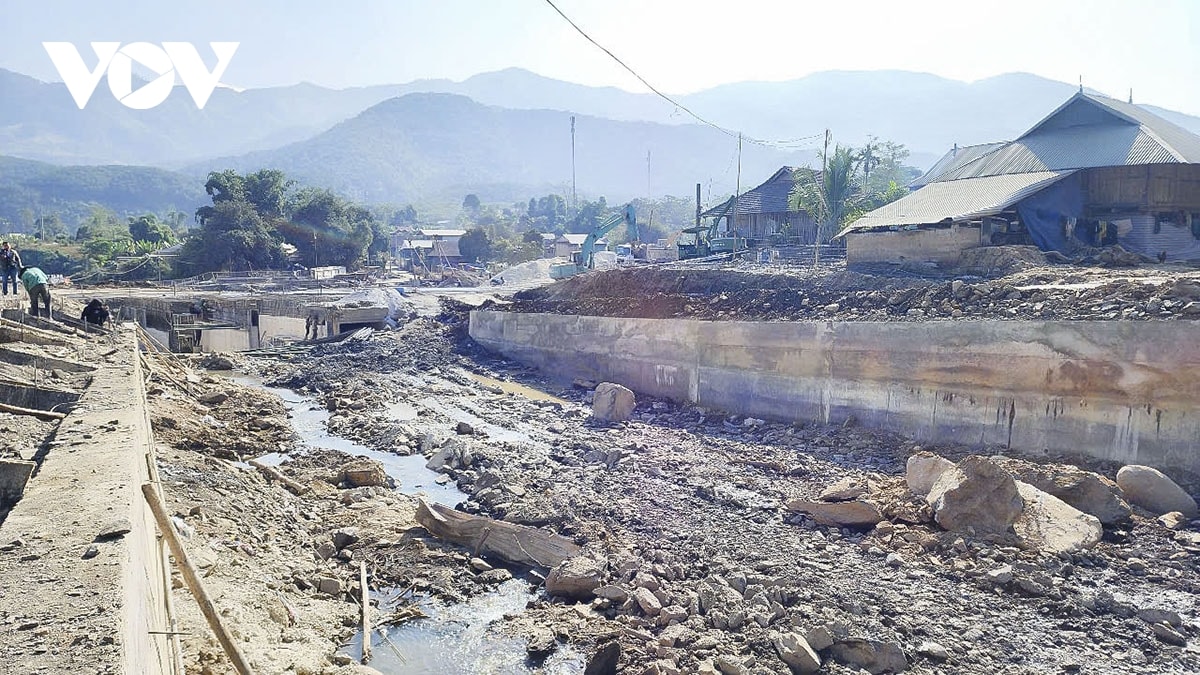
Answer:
[{"left": 415, "top": 498, "right": 580, "bottom": 568}]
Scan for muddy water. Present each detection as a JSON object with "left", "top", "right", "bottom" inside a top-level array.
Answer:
[
  {"left": 345, "top": 579, "right": 584, "bottom": 674},
  {"left": 465, "top": 370, "right": 570, "bottom": 406},
  {"left": 234, "top": 376, "right": 467, "bottom": 507},
  {"left": 237, "top": 374, "right": 584, "bottom": 673}
]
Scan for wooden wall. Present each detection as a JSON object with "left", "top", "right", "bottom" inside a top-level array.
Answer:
[{"left": 1085, "top": 165, "right": 1200, "bottom": 211}]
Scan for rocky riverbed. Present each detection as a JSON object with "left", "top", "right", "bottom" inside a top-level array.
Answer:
[{"left": 137, "top": 252, "right": 1200, "bottom": 674}]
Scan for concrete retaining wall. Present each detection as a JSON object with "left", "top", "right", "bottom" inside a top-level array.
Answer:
[
  {"left": 470, "top": 311, "right": 1200, "bottom": 472},
  {"left": 0, "top": 333, "right": 179, "bottom": 673}
]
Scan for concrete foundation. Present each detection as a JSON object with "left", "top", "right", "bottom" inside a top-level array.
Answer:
[{"left": 470, "top": 311, "right": 1200, "bottom": 472}]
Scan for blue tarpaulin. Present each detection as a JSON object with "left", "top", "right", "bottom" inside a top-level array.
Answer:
[{"left": 1016, "top": 172, "right": 1084, "bottom": 253}]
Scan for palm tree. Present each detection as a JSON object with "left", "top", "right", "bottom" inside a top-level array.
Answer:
[{"left": 789, "top": 144, "right": 868, "bottom": 245}]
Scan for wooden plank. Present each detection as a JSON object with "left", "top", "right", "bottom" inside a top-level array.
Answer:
[{"left": 415, "top": 498, "right": 580, "bottom": 568}]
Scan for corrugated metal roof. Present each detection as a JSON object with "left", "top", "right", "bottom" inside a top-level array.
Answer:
[
  {"left": 420, "top": 228, "right": 466, "bottom": 237},
  {"left": 935, "top": 124, "right": 1178, "bottom": 179},
  {"left": 930, "top": 93, "right": 1200, "bottom": 182},
  {"left": 840, "top": 171, "right": 1075, "bottom": 234},
  {"left": 910, "top": 142, "right": 1007, "bottom": 188},
  {"left": 700, "top": 166, "right": 803, "bottom": 217}
]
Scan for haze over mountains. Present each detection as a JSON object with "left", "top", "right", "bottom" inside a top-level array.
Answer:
[{"left": 3, "top": 66, "right": 1200, "bottom": 208}]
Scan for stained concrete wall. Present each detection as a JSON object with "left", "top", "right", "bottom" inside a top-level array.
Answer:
[{"left": 470, "top": 311, "right": 1200, "bottom": 472}]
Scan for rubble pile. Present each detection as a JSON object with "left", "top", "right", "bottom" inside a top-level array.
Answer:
[{"left": 508, "top": 260, "right": 1200, "bottom": 323}]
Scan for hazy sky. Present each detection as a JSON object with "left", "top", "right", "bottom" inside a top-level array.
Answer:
[{"left": 3, "top": 0, "right": 1198, "bottom": 114}]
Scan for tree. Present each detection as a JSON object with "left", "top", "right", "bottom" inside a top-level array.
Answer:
[
  {"left": 129, "top": 214, "right": 174, "bottom": 246},
  {"left": 179, "top": 200, "right": 286, "bottom": 273},
  {"left": 244, "top": 169, "right": 294, "bottom": 216},
  {"left": 790, "top": 145, "right": 867, "bottom": 244},
  {"left": 458, "top": 228, "right": 492, "bottom": 264},
  {"left": 790, "top": 138, "right": 914, "bottom": 244},
  {"left": 462, "top": 194, "right": 481, "bottom": 212},
  {"left": 279, "top": 187, "right": 373, "bottom": 270}
]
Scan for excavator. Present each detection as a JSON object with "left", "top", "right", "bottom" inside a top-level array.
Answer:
[
  {"left": 549, "top": 204, "right": 636, "bottom": 280},
  {"left": 676, "top": 219, "right": 747, "bottom": 260}
]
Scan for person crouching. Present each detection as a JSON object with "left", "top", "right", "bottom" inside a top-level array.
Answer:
[
  {"left": 19, "top": 266, "right": 50, "bottom": 319},
  {"left": 81, "top": 299, "right": 109, "bottom": 327}
]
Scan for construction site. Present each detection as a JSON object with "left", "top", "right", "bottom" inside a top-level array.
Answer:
[{"left": 0, "top": 243, "right": 1196, "bottom": 675}]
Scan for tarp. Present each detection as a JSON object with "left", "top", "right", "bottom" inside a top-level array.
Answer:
[{"left": 1016, "top": 171, "right": 1084, "bottom": 253}]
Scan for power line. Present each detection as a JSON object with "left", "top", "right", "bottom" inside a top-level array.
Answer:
[{"left": 542, "top": 0, "right": 823, "bottom": 149}]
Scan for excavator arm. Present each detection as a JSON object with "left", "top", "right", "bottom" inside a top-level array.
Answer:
[{"left": 579, "top": 204, "right": 636, "bottom": 269}]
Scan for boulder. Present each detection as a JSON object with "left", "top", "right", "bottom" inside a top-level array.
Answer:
[
  {"left": 926, "top": 456, "right": 1023, "bottom": 534},
  {"left": 331, "top": 527, "right": 360, "bottom": 550},
  {"left": 584, "top": 641, "right": 620, "bottom": 675},
  {"left": 592, "top": 382, "right": 636, "bottom": 422},
  {"left": 634, "top": 586, "right": 662, "bottom": 616},
  {"left": 905, "top": 452, "right": 954, "bottom": 497},
  {"left": 774, "top": 632, "right": 821, "bottom": 674},
  {"left": 340, "top": 459, "right": 391, "bottom": 488},
  {"left": 818, "top": 477, "right": 868, "bottom": 502},
  {"left": 785, "top": 499, "right": 882, "bottom": 528},
  {"left": 1012, "top": 481, "right": 1102, "bottom": 554},
  {"left": 828, "top": 639, "right": 908, "bottom": 674},
  {"left": 1115, "top": 465, "right": 1198, "bottom": 517},
  {"left": 545, "top": 556, "right": 606, "bottom": 600},
  {"left": 998, "top": 459, "right": 1131, "bottom": 524}
]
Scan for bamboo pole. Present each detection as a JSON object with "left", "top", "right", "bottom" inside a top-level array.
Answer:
[
  {"left": 141, "top": 483, "right": 256, "bottom": 675},
  {"left": 248, "top": 459, "right": 310, "bottom": 495},
  {"left": 360, "top": 561, "right": 372, "bottom": 664}
]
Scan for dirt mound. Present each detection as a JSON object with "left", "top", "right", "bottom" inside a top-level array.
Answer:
[{"left": 509, "top": 263, "right": 1200, "bottom": 322}]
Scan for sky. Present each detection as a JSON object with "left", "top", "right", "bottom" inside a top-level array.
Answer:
[{"left": 2, "top": 0, "right": 1199, "bottom": 115}]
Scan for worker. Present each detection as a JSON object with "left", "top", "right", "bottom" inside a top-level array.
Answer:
[
  {"left": 0, "top": 242, "right": 21, "bottom": 296},
  {"left": 305, "top": 311, "right": 320, "bottom": 340},
  {"left": 19, "top": 265, "right": 50, "bottom": 319},
  {"left": 81, "top": 299, "right": 110, "bottom": 327}
]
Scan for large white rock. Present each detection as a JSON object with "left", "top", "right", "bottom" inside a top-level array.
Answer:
[
  {"left": 905, "top": 452, "right": 955, "bottom": 497},
  {"left": 785, "top": 499, "right": 883, "bottom": 528},
  {"left": 592, "top": 382, "right": 636, "bottom": 422},
  {"left": 1116, "top": 465, "right": 1198, "bottom": 517},
  {"left": 545, "top": 556, "right": 606, "bottom": 599},
  {"left": 999, "top": 458, "right": 1131, "bottom": 524},
  {"left": 1012, "top": 481, "right": 1103, "bottom": 554},
  {"left": 774, "top": 632, "right": 821, "bottom": 674},
  {"left": 927, "top": 456, "right": 1023, "bottom": 534}
]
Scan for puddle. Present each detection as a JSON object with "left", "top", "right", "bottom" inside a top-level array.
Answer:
[
  {"left": 387, "top": 401, "right": 420, "bottom": 421},
  {"left": 466, "top": 370, "right": 570, "bottom": 406},
  {"left": 344, "top": 579, "right": 584, "bottom": 674},
  {"left": 230, "top": 375, "right": 467, "bottom": 507}
]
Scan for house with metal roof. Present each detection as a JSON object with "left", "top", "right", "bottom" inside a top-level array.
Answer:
[
  {"left": 842, "top": 92, "right": 1200, "bottom": 265},
  {"left": 700, "top": 167, "right": 817, "bottom": 243},
  {"left": 554, "top": 232, "right": 608, "bottom": 259}
]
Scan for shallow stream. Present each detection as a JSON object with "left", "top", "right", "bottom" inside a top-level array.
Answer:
[{"left": 235, "top": 374, "right": 585, "bottom": 674}]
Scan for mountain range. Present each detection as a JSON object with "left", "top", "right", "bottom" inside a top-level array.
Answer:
[{"left": 3, "top": 67, "right": 1200, "bottom": 209}]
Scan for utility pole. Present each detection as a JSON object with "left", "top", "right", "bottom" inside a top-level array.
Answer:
[
  {"left": 695, "top": 183, "right": 701, "bottom": 228},
  {"left": 733, "top": 133, "right": 742, "bottom": 238},
  {"left": 570, "top": 116, "right": 577, "bottom": 213}
]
